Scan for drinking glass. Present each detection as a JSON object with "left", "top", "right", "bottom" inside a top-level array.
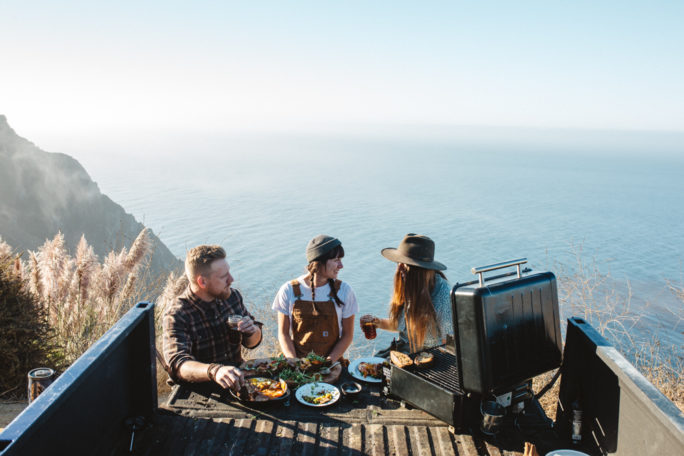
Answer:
[
  {"left": 360, "top": 315, "right": 377, "bottom": 340},
  {"left": 228, "top": 315, "right": 243, "bottom": 344}
]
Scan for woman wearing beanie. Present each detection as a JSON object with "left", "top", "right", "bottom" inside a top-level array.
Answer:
[
  {"left": 272, "top": 235, "right": 358, "bottom": 361},
  {"left": 362, "top": 234, "right": 452, "bottom": 354}
]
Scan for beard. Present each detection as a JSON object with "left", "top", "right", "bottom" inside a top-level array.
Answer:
[{"left": 210, "top": 285, "right": 232, "bottom": 300}]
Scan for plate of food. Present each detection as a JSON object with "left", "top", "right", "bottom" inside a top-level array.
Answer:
[
  {"left": 230, "top": 377, "right": 289, "bottom": 403},
  {"left": 241, "top": 355, "right": 295, "bottom": 377},
  {"left": 296, "top": 352, "right": 331, "bottom": 372},
  {"left": 295, "top": 382, "right": 340, "bottom": 407},
  {"left": 242, "top": 352, "right": 342, "bottom": 387},
  {"left": 348, "top": 357, "right": 388, "bottom": 383}
]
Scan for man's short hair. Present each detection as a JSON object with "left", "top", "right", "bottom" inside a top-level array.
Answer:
[{"left": 185, "top": 245, "right": 226, "bottom": 281}]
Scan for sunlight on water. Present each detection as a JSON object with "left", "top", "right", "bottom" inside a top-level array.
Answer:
[{"left": 85, "top": 135, "right": 684, "bottom": 353}]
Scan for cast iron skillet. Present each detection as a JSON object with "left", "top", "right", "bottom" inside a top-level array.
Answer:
[{"left": 229, "top": 377, "right": 290, "bottom": 405}]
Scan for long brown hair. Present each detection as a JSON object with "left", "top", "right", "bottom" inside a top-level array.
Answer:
[
  {"left": 306, "top": 244, "right": 345, "bottom": 307},
  {"left": 389, "top": 263, "right": 446, "bottom": 350}
]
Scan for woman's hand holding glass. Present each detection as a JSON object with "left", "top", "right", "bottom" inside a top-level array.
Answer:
[{"left": 360, "top": 314, "right": 379, "bottom": 339}]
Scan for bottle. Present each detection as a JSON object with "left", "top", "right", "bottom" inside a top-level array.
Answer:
[{"left": 571, "top": 399, "right": 582, "bottom": 445}]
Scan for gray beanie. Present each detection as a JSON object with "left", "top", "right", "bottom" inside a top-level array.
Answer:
[{"left": 306, "top": 235, "right": 341, "bottom": 263}]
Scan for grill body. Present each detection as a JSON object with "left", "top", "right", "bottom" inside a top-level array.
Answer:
[
  {"left": 386, "top": 266, "right": 562, "bottom": 429},
  {"left": 387, "top": 346, "right": 479, "bottom": 429},
  {"left": 452, "top": 271, "right": 563, "bottom": 395}
]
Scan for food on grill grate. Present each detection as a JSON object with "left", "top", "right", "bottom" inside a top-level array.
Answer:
[
  {"left": 414, "top": 351, "right": 434, "bottom": 368},
  {"left": 390, "top": 350, "right": 413, "bottom": 368}
]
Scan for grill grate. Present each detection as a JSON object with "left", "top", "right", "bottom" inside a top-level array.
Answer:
[{"left": 406, "top": 345, "right": 464, "bottom": 394}]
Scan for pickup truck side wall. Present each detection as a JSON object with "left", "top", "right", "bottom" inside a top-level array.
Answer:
[
  {"left": 556, "top": 317, "right": 684, "bottom": 455},
  {"left": 0, "top": 302, "right": 157, "bottom": 455}
]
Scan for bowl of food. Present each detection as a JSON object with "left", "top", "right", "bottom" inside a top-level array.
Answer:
[
  {"left": 340, "top": 381, "right": 362, "bottom": 398},
  {"left": 230, "top": 377, "right": 289, "bottom": 404},
  {"left": 298, "top": 352, "right": 331, "bottom": 372}
]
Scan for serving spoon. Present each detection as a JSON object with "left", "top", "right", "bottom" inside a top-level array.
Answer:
[{"left": 319, "top": 361, "right": 341, "bottom": 376}]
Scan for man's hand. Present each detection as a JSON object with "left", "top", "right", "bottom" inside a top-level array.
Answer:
[
  {"left": 238, "top": 316, "right": 258, "bottom": 335},
  {"left": 213, "top": 365, "right": 244, "bottom": 390}
]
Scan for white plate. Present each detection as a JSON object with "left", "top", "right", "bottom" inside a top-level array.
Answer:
[
  {"left": 295, "top": 382, "right": 340, "bottom": 407},
  {"left": 348, "top": 357, "right": 386, "bottom": 383}
]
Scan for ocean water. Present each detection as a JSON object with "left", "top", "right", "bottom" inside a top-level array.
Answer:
[{"left": 82, "top": 132, "right": 684, "bottom": 356}]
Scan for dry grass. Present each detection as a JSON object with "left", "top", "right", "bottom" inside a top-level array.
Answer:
[
  {"left": 533, "top": 246, "right": 684, "bottom": 414},
  {"left": 0, "top": 229, "right": 163, "bottom": 387},
  {"left": 23, "top": 230, "right": 155, "bottom": 365},
  {"left": 533, "top": 369, "right": 561, "bottom": 417},
  {"left": 0, "top": 239, "right": 58, "bottom": 399},
  {"left": 555, "top": 244, "right": 640, "bottom": 348}
]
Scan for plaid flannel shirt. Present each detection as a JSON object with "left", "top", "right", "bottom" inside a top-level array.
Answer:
[{"left": 162, "top": 287, "right": 262, "bottom": 380}]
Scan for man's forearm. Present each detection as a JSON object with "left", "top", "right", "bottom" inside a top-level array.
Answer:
[{"left": 177, "top": 360, "right": 212, "bottom": 383}]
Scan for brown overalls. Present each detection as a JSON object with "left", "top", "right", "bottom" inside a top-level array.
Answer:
[{"left": 290, "top": 279, "right": 342, "bottom": 358}]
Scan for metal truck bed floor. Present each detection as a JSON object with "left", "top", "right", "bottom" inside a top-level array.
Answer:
[
  {"left": 121, "top": 379, "right": 556, "bottom": 456},
  {"left": 130, "top": 413, "right": 521, "bottom": 456}
]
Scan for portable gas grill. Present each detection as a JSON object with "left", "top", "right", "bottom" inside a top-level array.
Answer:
[{"left": 385, "top": 258, "right": 563, "bottom": 432}]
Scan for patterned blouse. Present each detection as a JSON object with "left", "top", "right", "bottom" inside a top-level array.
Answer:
[{"left": 162, "top": 287, "right": 261, "bottom": 380}]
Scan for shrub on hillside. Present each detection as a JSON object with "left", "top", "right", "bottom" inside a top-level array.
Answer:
[{"left": 0, "top": 241, "right": 61, "bottom": 399}]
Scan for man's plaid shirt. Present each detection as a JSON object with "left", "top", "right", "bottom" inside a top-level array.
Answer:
[{"left": 162, "top": 287, "right": 261, "bottom": 380}]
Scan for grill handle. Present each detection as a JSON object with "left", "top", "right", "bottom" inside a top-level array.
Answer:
[{"left": 471, "top": 258, "right": 528, "bottom": 287}]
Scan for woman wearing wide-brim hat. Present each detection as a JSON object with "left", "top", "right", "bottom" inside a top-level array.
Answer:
[
  {"left": 362, "top": 233, "right": 452, "bottom": 355},
  {"left": 272, "top": 235, "right": 358, "bottom": 361}
]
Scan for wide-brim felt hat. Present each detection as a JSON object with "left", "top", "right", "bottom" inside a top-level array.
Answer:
[{"left": 381, "top": 233, "right": 447, "bottom": 271}]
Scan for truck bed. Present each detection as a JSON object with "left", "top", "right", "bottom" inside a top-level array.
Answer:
[{"left": 125, "top": 379, "right": 556, "bottom": 456}]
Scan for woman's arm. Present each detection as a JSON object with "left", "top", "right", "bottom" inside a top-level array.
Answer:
[
  {"left": 327, "top": 315, "right": 355, "bottom": 361},
  {"left": 375, "top": 317, "right": 397, "bottom": 331},
  {"left": 361, "top": 314, "right": 397, "bottom": 332},
  {"left": 277, "top": 312, "right": 298, "bottom": 358}
]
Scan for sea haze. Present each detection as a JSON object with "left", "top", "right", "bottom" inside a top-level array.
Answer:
[{"left": 82, "top": 130, "right": 684, "bottom": 354}]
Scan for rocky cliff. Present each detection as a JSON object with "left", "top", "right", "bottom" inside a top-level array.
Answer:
[{"left": 0, "top": 115, "right": 181, "bottom": 274}]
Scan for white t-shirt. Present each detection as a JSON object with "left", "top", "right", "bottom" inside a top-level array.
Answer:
[{"left": 272, "top": 274, "right": 358, "bottom": 335}]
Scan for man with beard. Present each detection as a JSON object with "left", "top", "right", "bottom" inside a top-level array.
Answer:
[{"left": 163, "top": 245, "right": 262, "bottom": 390}]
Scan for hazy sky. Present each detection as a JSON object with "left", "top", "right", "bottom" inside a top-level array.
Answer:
[{"left": 2, "top": 1, "right": 683, "bottom": 151}]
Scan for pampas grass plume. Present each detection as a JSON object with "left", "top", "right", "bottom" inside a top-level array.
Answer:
[{"left": 124, "top": 228, "right": 151, "bottom": 272}]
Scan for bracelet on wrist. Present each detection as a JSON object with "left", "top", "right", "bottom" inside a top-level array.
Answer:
[{"left": 207, "top": 363, "right": 221, "bottom": 382}]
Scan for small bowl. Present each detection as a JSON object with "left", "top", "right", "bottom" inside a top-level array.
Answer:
[{"left": 340, "top": 381, "right": 362, "bottom": 397}]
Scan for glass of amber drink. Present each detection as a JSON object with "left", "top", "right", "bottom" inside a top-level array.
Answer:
[
  {"left": 228, "top": 315, "right": 243, "bottom": 345},
  {"left": 360, "top": 315, "right": 377, "bottom": 340}
]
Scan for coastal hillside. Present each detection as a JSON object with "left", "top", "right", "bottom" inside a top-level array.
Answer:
[{"left": 0, "top": 115, "right": 181, "bottom": 274}]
